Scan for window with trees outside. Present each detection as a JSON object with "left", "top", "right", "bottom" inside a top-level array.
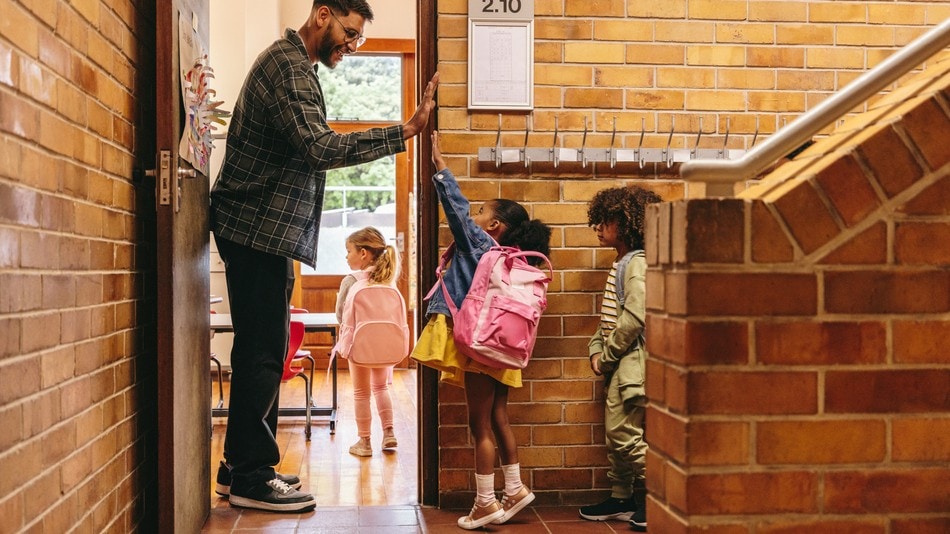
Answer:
[{"left": 302, "top": 54, "right": 403, "bottom": 275}]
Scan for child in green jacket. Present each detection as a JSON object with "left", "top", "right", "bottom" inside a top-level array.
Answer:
[{"left": 579, "top": 185, "right": 662, "bottom": 532}]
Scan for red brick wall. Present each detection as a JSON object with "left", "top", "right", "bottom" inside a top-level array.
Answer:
[
  {"left": 644, "top": 52, "right": 950, "bottom": 531},
  {"left": 0, "top": 1, "right": 156, "bottom": 531}
]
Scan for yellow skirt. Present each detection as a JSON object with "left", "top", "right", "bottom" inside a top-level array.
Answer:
[{"left": 411, "top": 314, "right": 522, "bottom": 389}]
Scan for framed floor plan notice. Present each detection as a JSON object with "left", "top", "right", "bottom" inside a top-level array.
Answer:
[{"left": 468, "top": 19, "right": 533, "bottom": 110}]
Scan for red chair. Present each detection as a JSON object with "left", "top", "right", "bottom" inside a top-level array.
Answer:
[
  {"left": 283, "top": 320, "right": 312, "bottom": 440},
  {"left": 289, "top": 307, "right": 316, "bottom": 404}
]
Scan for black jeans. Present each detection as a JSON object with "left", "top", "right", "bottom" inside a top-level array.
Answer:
[{"left": 214, "top": 235, "right": 294, "bottom": 491}]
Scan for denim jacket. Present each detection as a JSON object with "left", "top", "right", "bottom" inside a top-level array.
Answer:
[{"left": 423, "top": 168, "right": 494, "bottom": 317}]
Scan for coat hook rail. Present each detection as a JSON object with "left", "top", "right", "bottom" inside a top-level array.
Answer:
[{"left": 478, "top": 115, "right": 752, "bottom": 167}]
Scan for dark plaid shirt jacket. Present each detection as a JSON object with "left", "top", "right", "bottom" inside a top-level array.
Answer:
[{"left": 210, "top": 29, "right": 406, "bottom": 267}]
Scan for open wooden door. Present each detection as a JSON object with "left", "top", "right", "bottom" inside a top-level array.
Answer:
[{"left": 153, "top": 0, "right": 212, "bottom": 531}]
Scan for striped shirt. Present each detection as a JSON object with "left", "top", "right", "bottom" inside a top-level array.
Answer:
[
  {"left": 210, "top": 29, "right": 406, "bottom": 267},
  {"left": 599, "top": 262, "right": 620, "bottom": 338}
]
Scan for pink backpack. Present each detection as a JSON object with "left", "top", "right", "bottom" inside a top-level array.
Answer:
[
  {"left": 339, "top": 283, "right": 410, "bottom": 368},
  {"left": 435, "top": 245, "right": 553, "bottom": 370}
]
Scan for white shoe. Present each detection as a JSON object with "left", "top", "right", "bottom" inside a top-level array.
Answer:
[
  {"left": 457, "top": 500, "right": 504, "bottom": 530},
  {"left": 492, "top": 485, "right": 535, "bottom": 524}
]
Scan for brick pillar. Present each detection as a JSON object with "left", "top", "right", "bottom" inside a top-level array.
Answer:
[
  {"left": 644, "top": 58, "right": 950, "bottom": 531},
  {"left": 644, "top": 192, "right": 949, "bottom": 532}
]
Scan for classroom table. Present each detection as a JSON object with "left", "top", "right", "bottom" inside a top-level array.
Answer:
[{"left": 209, "top": 312, "right": 339, "bottom": 434}]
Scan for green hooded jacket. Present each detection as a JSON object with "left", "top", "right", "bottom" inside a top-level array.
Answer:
[{"left": 588, "top": 250, "right": 647, "bottom": 405}]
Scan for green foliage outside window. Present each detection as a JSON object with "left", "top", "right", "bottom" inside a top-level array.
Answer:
[
  {"left": 324, "top": 158, "right": 395, "bottom": 211},
  {"left": 320, "top": 55, "right": 402, "bottom": 212},
  {"left": 322, "top": 56, "right": 401, "bottom": 122}
]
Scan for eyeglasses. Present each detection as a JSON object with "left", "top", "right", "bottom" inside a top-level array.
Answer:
[{"left": 329, "top": 11, "right": 366, "bottom": 49}]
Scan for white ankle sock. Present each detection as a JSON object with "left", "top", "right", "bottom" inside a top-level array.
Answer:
[
  {"left": 475, "top": 473, "right": 496, "bottom": 506},
  {"left": 501, "top": 463, "right": 524, "bottom": 495}
]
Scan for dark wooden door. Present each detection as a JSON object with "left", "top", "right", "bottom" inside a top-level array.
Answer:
[{"left": 154, "top": 0, "right": 211, "bottom": 531}]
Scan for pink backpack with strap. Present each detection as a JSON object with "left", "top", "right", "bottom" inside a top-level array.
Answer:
[
  {"left": 337, "top": 283, "right": 410, "bottom": 368},
  {"left": 433, "top": 244, "right": 553, "bottom": 370}
]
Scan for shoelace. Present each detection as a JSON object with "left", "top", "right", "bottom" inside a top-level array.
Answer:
[
  {"left": 499, "top": 489, "right": 522, "bottom": 509},
  {"left": 267, "top": 478, "right": 294, "bottom": 494}
]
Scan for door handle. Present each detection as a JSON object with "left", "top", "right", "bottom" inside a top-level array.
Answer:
[{"left": 146, "top": 151, "right": 198, "bottom": 212}]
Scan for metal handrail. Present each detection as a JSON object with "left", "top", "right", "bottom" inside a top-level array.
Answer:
[{"left": 680, "top": 17, "right": 950, "bottom": 189}]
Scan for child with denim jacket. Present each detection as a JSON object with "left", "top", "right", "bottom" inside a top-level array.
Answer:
[
  {"left": 412, "top": 131, "right": 552, "bottom": 530},
  {"left": 578, "top": 185, "right": 662, "bottom": 532}
]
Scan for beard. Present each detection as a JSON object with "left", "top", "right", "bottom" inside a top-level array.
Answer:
[{"left": 317, "top": 31, "right": 348, "bottom": 69}]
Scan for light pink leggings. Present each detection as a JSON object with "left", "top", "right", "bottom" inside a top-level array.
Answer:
[{"left": 346, "top": 359, "right": 394, "bottom": 438}]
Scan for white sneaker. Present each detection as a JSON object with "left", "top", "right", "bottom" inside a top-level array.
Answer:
[
  {"left": 492, "top": 485, "right": 535, "bottom": 524},
  {"left": 457, "top": 500, "right": 504, "bottom": 530},
  {"left": 349, "top": 438, "right": 373, "bottom": 457}
]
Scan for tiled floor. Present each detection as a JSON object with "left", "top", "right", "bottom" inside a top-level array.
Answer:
[
  {"left": 204, "top": 504, "right": 637, "bottom": 533},
  {"left": 202, "top": 368, "right": 419, "bottom": 532},
  {"left": 422, "top": 507, "right": 637, "bottom": 533},
  {"left": 201, "top": 368, "right": 636, "bottom": 533}
]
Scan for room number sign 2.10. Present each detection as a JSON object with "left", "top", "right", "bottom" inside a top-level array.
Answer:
[
  {"left": 469, "top": 0, "right": 533, "bottom": 20},
  {"left": 468, "top": 0, "right": 533, "bottom": 110},
  {"left": 479, "top": 0, "right": 523, "bottom": 14}
]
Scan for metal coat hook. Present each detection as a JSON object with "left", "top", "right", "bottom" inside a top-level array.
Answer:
[
  {"left": 550, "top": 116, "right": 560, "bottom": 168},
  {"left": 580, "top": 116, "right": 589, "bottom": 168},
  {"left": 663, "top": 118, "right": 675, "bottom": 168},
  {"left": 637, "top": 118, "right": 646, "bottom": 169},
  {"left": 719, "top": 117, "right": 731, "bottom": 159},
  {"left": 609, "top": 117, "right": 617, "bottom": 169},
  {"left": 493, "top": 113, "right": 503, "bottom": 168},
  {"left": 521, "top": 122, "right": 531, "bottom": 168},
  {"left": 691, "top": 117, "right": 704, "bottom": 159},
  {"left": 751, "top": 115, "right": 760, "bottom": 147}
]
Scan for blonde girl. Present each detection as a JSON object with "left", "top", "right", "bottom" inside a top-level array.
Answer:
[{"left": 334, "top": 226, "right": 401, "bottom": 457}]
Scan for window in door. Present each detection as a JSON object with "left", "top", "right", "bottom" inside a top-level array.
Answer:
[
  {"left": 301, "top": 53, "right": 404, "bottom": 276},
  {"left": 296, "top": 41, "right": 417, "bottom": 322}
]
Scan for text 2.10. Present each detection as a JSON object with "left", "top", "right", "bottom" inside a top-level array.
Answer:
[{"left": 480, "top": 0, "right": 523, "bottom": 14}]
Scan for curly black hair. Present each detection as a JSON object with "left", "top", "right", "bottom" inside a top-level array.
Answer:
[
  {"left": 491, "top": 199, "right": 552, "bottom": 266},
  {"left": 587, "top": 185, "right": 663, "bottom": 251}
]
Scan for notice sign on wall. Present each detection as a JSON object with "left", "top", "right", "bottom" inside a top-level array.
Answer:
[{"left": 468, "top": 0, "right": 534, "bottom": 110}]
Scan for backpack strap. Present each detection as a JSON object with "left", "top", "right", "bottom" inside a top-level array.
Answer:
[
  {"left": 614, "top": 251, "right": 637, "bottom": 306},
  {"left": 614, "top": 250, "right": 648, "bottom": 346},
  {"left": 423, "top": 242, "right": 461, "bottom": 317},
  {"left": 501, "top": 248, "right": 554, "bottom": 280}
]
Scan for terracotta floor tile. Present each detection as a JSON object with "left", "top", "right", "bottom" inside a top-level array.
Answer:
[{"left": 202, "top": 371, "right": 625, "bottom": 534}]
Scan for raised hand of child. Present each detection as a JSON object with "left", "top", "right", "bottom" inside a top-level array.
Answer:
[{"left": 431, "top": 130, "right": 447, "bottom": 171}]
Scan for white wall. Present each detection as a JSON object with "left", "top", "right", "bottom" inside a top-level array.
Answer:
[{"left": 207, "top": 0, "right": 416, "bottom": 367}]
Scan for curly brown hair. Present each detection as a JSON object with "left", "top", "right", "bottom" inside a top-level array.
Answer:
[{"left": 587, "top": 185, "right": 663, "bottom": 250}]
